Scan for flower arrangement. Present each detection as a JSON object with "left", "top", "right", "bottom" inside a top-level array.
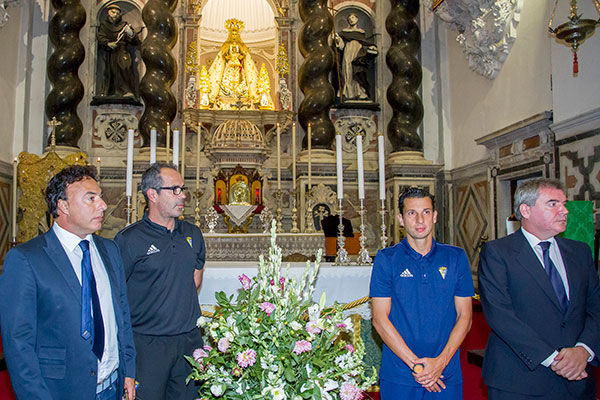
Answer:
[{"left": 187, "top": 222, "right": 376, "bottom": 400}]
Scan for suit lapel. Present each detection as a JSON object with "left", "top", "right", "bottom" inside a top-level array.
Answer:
[
  {"left": 43, "top": 229, "right": 82, "bottom": 304},
  {"left": 555, "top": 237, "right": 577, "bottom": 317},
  {"left": 512, "top": 230, "right": 564, "bottom": 314},
  {"left": 94, "top": 236, "right": 122, "bottom": 323}
]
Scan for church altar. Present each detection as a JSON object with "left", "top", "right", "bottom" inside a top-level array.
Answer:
[
  {"left": 198, "top": 262, "right": 373, "bottom": 319},
  {"left": 203, "top": 232, "right": 325, "bottom": 261}
]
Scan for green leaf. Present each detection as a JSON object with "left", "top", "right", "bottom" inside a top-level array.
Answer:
[
  {"left": 312, "top": 386, "right": 321, "bottom": 400},
  {"left": 319, "top": 292, "right": 326, "bottom": 309},
  {"left": 284, "top": 366, "right": 296, "bottom": 382}
]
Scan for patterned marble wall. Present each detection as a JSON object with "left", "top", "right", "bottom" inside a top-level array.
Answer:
[
  {"left": 558, "top": 128, "right": 600, "bottom": 228},
  {"left": 452, "top": 174, "right": 491, "bottom": 286}
]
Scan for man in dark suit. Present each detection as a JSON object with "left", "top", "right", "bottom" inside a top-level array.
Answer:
[
  {"left": 0, "top": 165, "right": 136, "bottom": 399},
  {"left": 478, "top": 178, "right": 600, "bottom": 399}
]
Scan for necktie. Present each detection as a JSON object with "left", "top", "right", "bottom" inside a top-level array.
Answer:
[
  {"left": 539, "top": 241, "right": 568, "bottom": 314},
  {"left": 79, "top": 240, "right": 105, "bottom": 360}
]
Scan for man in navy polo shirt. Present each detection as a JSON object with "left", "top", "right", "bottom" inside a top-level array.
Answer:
[
  {"left": 370, "top": 187, "right": 474, "bottom": 399},
  {"left": 115, "top": 163, "right": 205, "bottom": 400}
]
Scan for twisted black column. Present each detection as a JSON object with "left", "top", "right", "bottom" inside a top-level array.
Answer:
[
  {"left": 139, "top": 0, "right": 178, "bottom": 146},
  {"left": 386, "top": 0, "right": 423, "bottom": 152},
  {"left": 298, "top": 0, "right": 335, "bottom": 150},
  {"left": 45, "top": 0, "right": 86, "bottom": 147}
]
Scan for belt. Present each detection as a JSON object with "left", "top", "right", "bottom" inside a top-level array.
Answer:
[{"left": 96, "top": 369, "right": 118, "bottom": 394}]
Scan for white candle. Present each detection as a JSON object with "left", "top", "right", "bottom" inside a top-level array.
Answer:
[
  {"left": 196, "top": 122, "right": 202, "bottom": 190},
  {"left": 181, "top": 123, "right": 186, "bottom": 178},
  {"left": 277, "top": 124, "right": 281, "bottom": 190},
  {"left": 307, "top": 123, "right": 312, "bottom": 189},
  {"left": 292, "top": 122, "right": 296, "bottom": 191},
  {"left": 126, "top": 129, "right": 134, "bottom": 197},
  {"left": 336, "top": 133, "right": 343, "bottom": 200},
  {"left": 378, "top": 134, "right": 386, "bottom": 200},
  {"left": 97, "top": 157, "right": 101, "bottom": 182},
  {"left": 172, "top": 129, "right": 179, "bottom": 167},
  {"left": 12, "top": 158, "right": 17, "bottom": 240},
  {"left": 356, "top": 133, "right": 364, "bottom": 200},
  {"left": 150, "top": 128, "right": 157, "bottom": 164},
  {"left": 166, "top": 122, "right": 171, "bottom": 163}
]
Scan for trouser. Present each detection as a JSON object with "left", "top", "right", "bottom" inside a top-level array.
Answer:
[
  {"left": 488, "top": 386, "right": 591, "bottom": 400},
  {"left": 133, "top": 329, "right": 203, "bottom": 400},
  {"left": 380, "top": 378, "right": 462, "bottom": 400}
]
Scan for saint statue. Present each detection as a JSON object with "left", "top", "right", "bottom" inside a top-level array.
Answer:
[
  {"left": 207, "top": 19, "right": 264, "bottom": 110},
  {"left": 333, "top": 13, "right": 378, "bottom": 102},
  {"left": 96, "top": 4, "right": 143, "bottom": 100},
  {"left": 278, "top": 78, "right": 292, "bottom": 111},
  {"left": 229, "top": 180, "right": 250, "bottom": 205}
]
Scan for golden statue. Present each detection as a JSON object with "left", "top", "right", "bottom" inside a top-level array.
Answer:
[
  {"left": 207, "top": 19, "right": 273, "bottom": 110},
  {"left": 229, "top": 180, "right": 250, "bottom": 205}
]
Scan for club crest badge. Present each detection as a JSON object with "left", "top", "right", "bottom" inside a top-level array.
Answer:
[
  {"left": 187, "top": 236, "right": 193, "bottom": 248},
  {"left": 439, "top": 266, "right": 447, "bottom": 279}
]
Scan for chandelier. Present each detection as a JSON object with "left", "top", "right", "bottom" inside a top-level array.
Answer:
[{"left": 549, "top": 0, "right": 600, "bottom": 74}]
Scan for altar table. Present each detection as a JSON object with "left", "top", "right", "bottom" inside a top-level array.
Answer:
[{"left": 198, "top": 262, "right": 373, "bottom": 319}]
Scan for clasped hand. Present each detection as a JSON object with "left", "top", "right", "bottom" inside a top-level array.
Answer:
[
  {"left": 551, "top": 347, "right": 590, "bottom": 381},
  {"left": 412, "top": 357, "right": 447, "bottom": 392}
]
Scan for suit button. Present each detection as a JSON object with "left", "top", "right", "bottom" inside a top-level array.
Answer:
[
  {"left": 561, "top": 322, "right": 566, "bottom": 328},
  {"left": 90, "top": 371, "right": 96, "bottom": 376}
]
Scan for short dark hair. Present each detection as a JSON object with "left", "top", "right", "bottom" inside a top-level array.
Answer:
[
  {"left": 398, "top": 187, "right": 434, "bottom": 214},
  {"left": 46, "top": 165, "right": 98, "bottom": 218},
  {"left": 141, "top": 163, "right": 178, "bottom": 202},
  {"left": 513, "top": 178, "right": 564, "bottom": 221}
]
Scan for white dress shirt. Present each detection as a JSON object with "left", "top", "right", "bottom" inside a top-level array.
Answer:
[
  {"left": 521, "top": 228, "right": 594, "bottom": 366},
  {"left": 53, "top": 223, "right": 119, "bottom": 383}
]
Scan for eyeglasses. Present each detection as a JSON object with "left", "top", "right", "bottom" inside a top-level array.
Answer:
[{"left": 156, "top": 185, "right": 187, "bottom": 195}]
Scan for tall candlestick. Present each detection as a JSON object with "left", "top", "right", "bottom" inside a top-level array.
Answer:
[
  {"left": 97, "top": 157, "right": 101, "bottom": 182},
  {"left": 172, "top": 129, "right": 179, "bottom": 167},
  {"left": 277, "top": 124, "right": 281, "bottom": 190},
  {"left": 150, "top": 128, "right": 157, "bottom": 164},
  {"left": 126, "top": 129, "right": 134, "bottom": 197},
  {"left": 307, "top": 123, "right": 312, "bottom": 189},
  {"left": 166, "top": 122, "right": 171, "bottom": 163},
  {"left": 356, "top": 133, "right": 364, "bottom": 200},
  {"left": 12, "top": 158, "right": 17, "bottom": 241},
  {"left": 196, "top": 122, "right": 202, "bottom": 190},
  {"left": 181, "top": 123, "right": 186, "bottom": 178},
  {"left": 336, "top": 133, "right": 343, "bottom": 200},
  {"left": 292, "top": 122, "right": 296, "bottom": 190},
  {"left": 378, "top": 133, "right": 386, "bottom": 200}
]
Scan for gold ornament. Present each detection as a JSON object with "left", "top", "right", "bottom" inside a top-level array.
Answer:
[{"left": 276, "top": 43, "right": 289, "bottom": 77}]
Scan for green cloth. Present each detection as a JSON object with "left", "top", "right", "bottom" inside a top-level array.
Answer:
[{"left": 560, "top": 201, "right": 594, "bottom": 258}]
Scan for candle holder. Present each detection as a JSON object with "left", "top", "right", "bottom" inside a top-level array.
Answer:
[
  {"left": 289, "top": 189, "right": 300, "bottom": 233},
  {"left": 357, "top": 198, "right": 372, "bottom": 265},
  {"left": 275, "top": 190, "right": 284, "bottom": 233},
  {"left": 11, "top": 236, "right": 18, "bottom": 249},
  {"left": 304, "top": 189, "right": 316, "bottom": 233},
  {"left": 334, "top": 198, "right": 350, "bottom": 265},
  {"left": 194, "top": 189, "right": 203, "bottom": 227},
  {"left": 125, "top": 195, "right": 132, "bottom": 226},
  {"left": 379, "top": 199, "right": 388, "bottom": 249}
]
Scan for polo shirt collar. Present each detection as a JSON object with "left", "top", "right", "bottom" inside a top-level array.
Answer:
[
  {"left": 400, "top": 237, "right": 438, "bottom": 260},
  {"left": 142, "top": 211, "right": 181, "bottom": 233}
]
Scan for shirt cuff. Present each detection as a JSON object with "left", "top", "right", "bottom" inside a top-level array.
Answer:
[
  {"left": 541, "top": 350, "right": 558, "bottom": 367},
  {"left": 575, "top": 342, "right": 595, "bottom": 362}
]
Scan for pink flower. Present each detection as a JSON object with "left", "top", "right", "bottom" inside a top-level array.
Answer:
[
  {"left": 193, "top": 348, "right": 208, "bottom": 362},
  {"left": 293, "top": 340, "right": 312, "bottom": 355},
  {"left": 306, "top": 320, "right": 322, "bottom": 334},
  {"left": 336, "top": 323, "right": 348, "bottom": 329},
  {"left": 259, "top": 302, "right": 276, "bottom": 316},
  {"left": 279, "top": 277, "right": 285, "bottom": 291},
  {"left": 203, "top": 345, "right": 213, "bottom": 352},
  {"left": 339, "top": 382, "right": 363, "bottom": 400},
  {"left": 345, "top": 344, "right": 355, "bottom": 353},
  {"left": 236, "top": 349, "right": 257, "bottom": 368},
  {"left": 218, "top": 337, "right": 230, "bottom": 353},
  {"left": 231, "top": 367, "right": 242, "bottom": 377},
  {"left": 238, "top": 274, "right": 252, "bottom": 290}
]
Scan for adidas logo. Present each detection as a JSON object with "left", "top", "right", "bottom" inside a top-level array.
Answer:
[
  {"left": 146, "top": 244, "right": 160, "bottom": 255},
  {"left": 400, "top": 268, "right": 413, "bottom": 278}
]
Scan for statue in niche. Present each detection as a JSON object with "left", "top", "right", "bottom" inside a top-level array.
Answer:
[
  {"left": 96, "top": 4, "right": 143, "bottom": 101},
  {"left": 332, "top": 12, "right": 378, "bottom": 102},
  {"left": 229, "top": 180, "right": 250, "bottom": 205},
  {"left": 207, "top": 19, "right": 270, "bottom": 110},
  {"left": 278, "top": 78, "right": 292, "bottom": 111}
]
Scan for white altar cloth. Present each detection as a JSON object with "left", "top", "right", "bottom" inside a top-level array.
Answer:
[{"left": 198, "top": 262, "right": 373, "bottom": 319}]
